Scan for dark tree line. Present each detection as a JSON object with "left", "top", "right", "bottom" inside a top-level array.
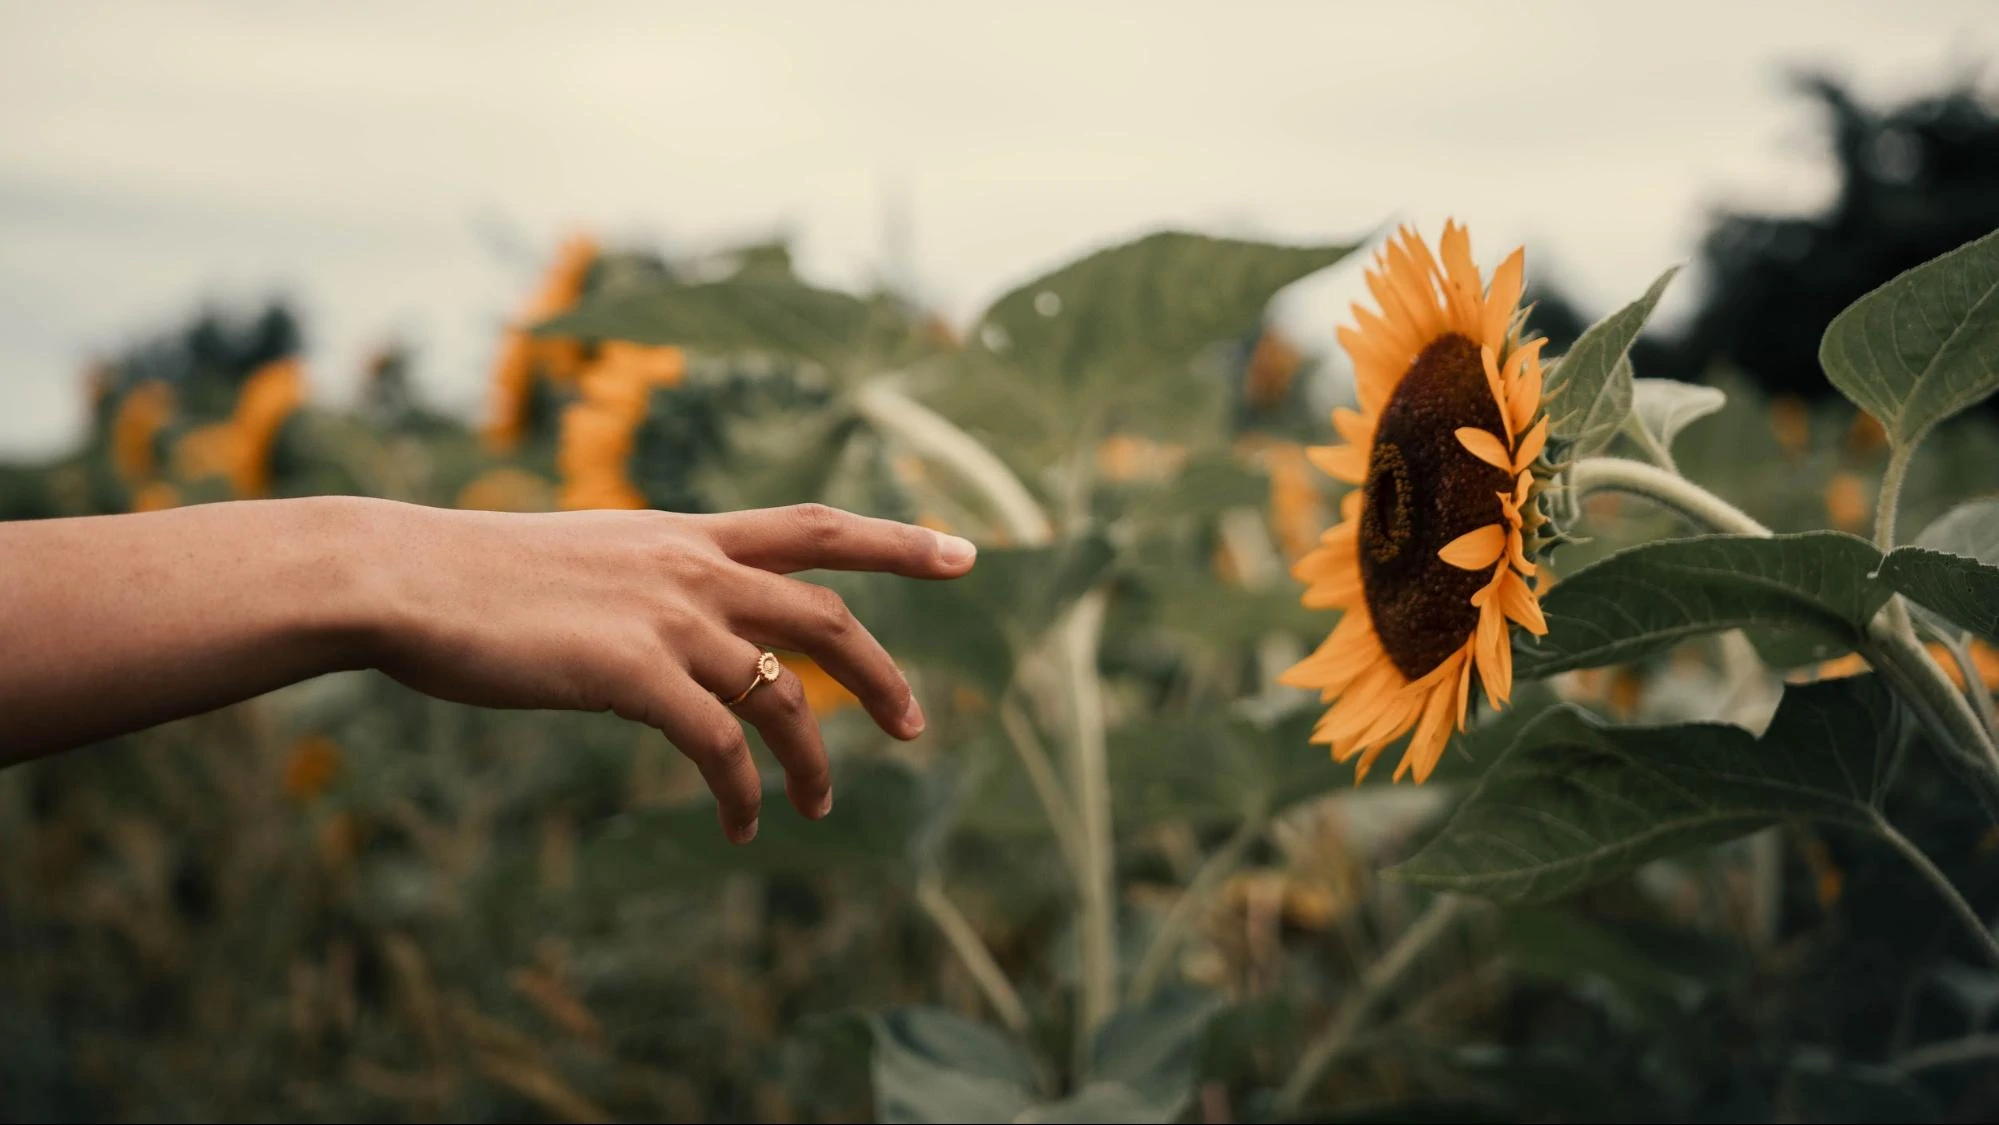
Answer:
[{"left": 1529, "top": 70, "right": 1999, "bottom": 400}]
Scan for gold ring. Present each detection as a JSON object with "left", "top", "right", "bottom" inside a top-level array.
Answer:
[{"left": 722, "top": 651, "right": 782, "bottom": 707}]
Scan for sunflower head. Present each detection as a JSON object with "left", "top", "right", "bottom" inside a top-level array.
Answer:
[{"left": 1280, "top": 222, "right": 1553, "bottom": 784}]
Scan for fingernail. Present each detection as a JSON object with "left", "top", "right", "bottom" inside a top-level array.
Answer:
[
  {"left": 816, "top": 791, "right": 833, "bottom": 818},
  {"left": 902, "top": 695, "right": 926, "bottom": 736},
  {"left": 734, "top": 817, "right": 759, "bottom": 844},
  {"left": 934, "top": 533, "right": 977, "bottom": 566}
]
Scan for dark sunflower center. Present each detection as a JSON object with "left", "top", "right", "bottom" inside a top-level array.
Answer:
[{"left": 1358, "top": 332, "right": 1512, "bottom": 680}]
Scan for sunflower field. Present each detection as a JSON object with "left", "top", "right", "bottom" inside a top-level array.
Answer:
[{"left": 6, "top": 130, "right": 1999, "bottom": 1125}]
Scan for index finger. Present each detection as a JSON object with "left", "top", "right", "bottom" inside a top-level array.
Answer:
[{"left": 706, "top": 503, "right": 977, "bottom": 579}]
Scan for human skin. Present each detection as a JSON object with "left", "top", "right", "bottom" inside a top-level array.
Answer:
[{"left": 0, "top": 497, "right": 977, "bottom": 843}]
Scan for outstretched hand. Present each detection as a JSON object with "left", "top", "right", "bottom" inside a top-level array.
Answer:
[
  {"left": 374, "top": 502, "right": 977, "bottom": 843},
  {"left": 0, "top": 497, "right": 976, "bottom": 844}
]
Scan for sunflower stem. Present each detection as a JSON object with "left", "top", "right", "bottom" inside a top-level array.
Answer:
[
  {"left": 999, "top": 697, "right": 1089, "bottom": 885},
  {"left": 915, "top": 877, "right": 1034, "bottom": 1038},
  {"left": 1938, "top": 631, "right": 1999, "bottom": 744},
  {"left": 1876, "top": 442, "right": 1914, "bottom": 553},
  {"left": 1060, "top": 588, "right": 1119, "bottom": 1073},
  {"left": 1874, "top": 817, "right": 1999, "bottom": 970},
  {"left": 1572, "top": 455, "right": 1999, "bottom": 811},
  {"left": 1568, "top": 455, "right": 1769, "bottom": 536},
  {"left": 1277, "top": 895, "right": 1468, "bottom": 1114},
  {"left": 1128, "top": 811, "right": 1266, "bottom": 1004}
]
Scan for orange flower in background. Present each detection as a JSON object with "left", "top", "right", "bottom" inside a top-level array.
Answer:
[
  {"left": 1796, "top": 640, "right": 1999, "bottom": 691},
  {"left": 1246, "top": 329, "right": 1304, "bottom": 409},
  {"left": 557, "top": 403, "right": 645, "bottom": 511},
  {"left": 1281, "top": 222, "right": 1551, "bottom": 784},
  {"left": 1770, "top": 394, "right": 1811, "bottom": 458},
  {"left": 485, "top": 234, "right": 600, "bottom": 453},
  {"left": 230, "top": 358, "right": 307, "bottom": 497},
  {"left": 456, "top": 467, "right": 556, "bottom": 512},
  {"left": 111, "top": 380, "right": 174, "bottom": 485},
  {"left": 130, "top": 481, "right": 181, "bottom": 513},
  {"left": 555, "top": 343, "right": 686, "bottom": 511},
  {"left": 173, "top": 422, "right": 243, "bottom": 483},
  {"left": 1264, "top": 441, "right": 1327, "bottom": 563},
  {"left": 1846, "top": 410, "right": 1888, "bottom": 457},
  {"left": 1095, "top": 434, "right": 1188, "bottom": 483},
  {"left": 777, "top": 654, "right": 858, "bottom": 716},
  {"left": 282, "top": 735, "right": 343, "bottom": 802},
  {"left": 1824, "top": 472, "right": 1869, "bottom": 532}
]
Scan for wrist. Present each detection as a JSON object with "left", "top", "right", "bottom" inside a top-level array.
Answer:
[{"left": 296, "top": 494, "right": 428, "bottom": 674}]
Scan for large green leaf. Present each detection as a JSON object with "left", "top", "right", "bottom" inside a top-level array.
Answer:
[
  {"left": 822, "top": 535, "right": 1116, "bottom": 696},
  {"left": 864, "top": 1008, "right": 1042, "bottom": 1123},
  {"left": 1628, "top": 377, "right": 1726, "bottom": 454},
  {"left": 1916, "top": 496, "right": 1999, "bottom": 560},
  {"left": 1820, "top": 227, "right": 1999, "bottom": 448},
  {"left": 973, "top": 231, "right": 1354, "bottom": 394},
  {"left": 1516, "top": 532, "right": 1890, "bottom": 676},
  {"left": 532, "top": 276, "right": 884, "bottom": 372},
  {"left": 1040, "top": 987, "right": 1223, "bottom": 1123},
  {"left": 1389, "top": 676, "right": 1902, "bottom": 902},
  {"left": 862, "top": 991, "right": 1221, "bottom": 1125},
  {"left": 1877, "top": 546, "right": 1999, "bottom": 646},
  {"left": 1542, "top": 267, "right": 1678, "bottom": 458}
]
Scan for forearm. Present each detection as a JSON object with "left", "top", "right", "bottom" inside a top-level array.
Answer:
[{"left": 0, "top": 496, "right": 396, "bottom": 763}]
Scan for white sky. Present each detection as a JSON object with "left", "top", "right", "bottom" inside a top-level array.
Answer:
[{"left": 1, "top": 0, "right": 1994, "bottom": 457}]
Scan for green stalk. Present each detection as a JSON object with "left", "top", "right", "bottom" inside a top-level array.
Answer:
[
  {"left": 1569, "top": 457, "right": 1999, "bottom": 787},
  {"left": 1875, "top": 818, "right": 1999, "bottom": 969}
]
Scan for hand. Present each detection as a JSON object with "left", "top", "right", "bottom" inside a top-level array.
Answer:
[{"left": 368, "top": 502, "right": 977, "bottom": 843}]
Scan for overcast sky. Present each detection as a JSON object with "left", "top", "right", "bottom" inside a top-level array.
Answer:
[{"left": 1, "top": 0, "right": 1994, "bottom": 458}]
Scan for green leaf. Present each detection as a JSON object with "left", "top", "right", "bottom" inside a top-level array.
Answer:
[
  {"left": 823, "top": 536, "right": 1116, "bottom": 696},
  {"left": 1820, "top": 227, "right": 1999, "bottom": 448},
  {"left": 531, "top": 277, "right": 881, "bottom": 372},
  {"left": 1516, "top": 532, "right": 1890, "bottom": 676},
  {"left": 1877, "top": 546, "right": 1999, "bottom": 646},
  {"left": 973, "top": 231, "right": 1354, "bottom": 394},
  {"left": 1047, "top": 987, "right": 1222, "bottom": 1123},
  {"left": 864, "top": 1008, "right": 1041, "bottom": 1124},
  {"left": 1916, "top": 496, "right": 1999, "bottom": 560},
  {"left": 1542, "top": 267, "right": 1678, "bottom": 458},
  {"left": 1628, "top": 377, "right": 1726, "bottom": 453},
  {"left": 1388, "top": 676, "right": 1902, "bottom": 902}
]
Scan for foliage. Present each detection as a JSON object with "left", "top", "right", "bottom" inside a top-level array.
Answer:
[{"left": 5, "top": 193, "right": 1999, "bottom": 1125}]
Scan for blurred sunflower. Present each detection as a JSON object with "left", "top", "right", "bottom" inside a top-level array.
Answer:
[
  {"left": 110, "top": 380, "right": 174, "bottom": 485},
  {"left": 485, "top": 234, "right": 599, "bottom": 453},
  {"left": 1245, "top": 328, "right": 1303, "bottom": 409},
  {"left": 1281, "top": 222, "right": 1550, "bottom": 783},
  {"left": 1823, "top": 471, "right": 1870, "bottom": 531},
  {"left": 556, "top": 344, "right": 685, "bottom": 511},
  {"left": 230, "top": 357, "right": 307, "bottom": 496}
]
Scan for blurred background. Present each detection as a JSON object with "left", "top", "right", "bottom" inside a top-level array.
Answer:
[{"left": 5, "top": 2, "right": 1999, "bottom": 1122}]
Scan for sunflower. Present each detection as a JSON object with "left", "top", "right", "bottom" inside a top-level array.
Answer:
[{"left": 1280, "top": 222, "right": 1550, "bottom": 784}]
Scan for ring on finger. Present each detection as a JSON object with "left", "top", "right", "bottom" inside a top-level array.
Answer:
[{"left": 720, "top": 650, "right": 783, "bottom": 707}]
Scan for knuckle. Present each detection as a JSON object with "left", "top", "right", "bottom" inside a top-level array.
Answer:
[
  {"left": 790, "top": 502, "right": 847, "bottom": 545},
  {"left": 773, "top": 670, "right": 809, "bottom": 712},
  {"left": 699, "top": 716, "right": 750, "bottom": 763},
  {"left": 804, "top": 585, "right": 854, "bottom": 636}
]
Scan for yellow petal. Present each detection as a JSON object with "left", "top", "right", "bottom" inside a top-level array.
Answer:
[
  {"left": 1456, "top": 427, "right": 1513, "bottom": 471},
  {"left": 1475, "top": 603, "right": 1511, "bottom": 707},
  {"left": 1480, "top": 345, "right": 1509, "bottom": 418},
  {"left": 1511, "top": 418, "right": 1549, "bottom": 473},
  {"left": 1481, "top": 248, "right": 1526, "bottom": 347},
  {"left": 1510, "top": 362, "right": 1544, "bottom": 436},
  {"left": 1306, "top": 442, "right": 1369, "bottom": 484},
  {"left": 1507, "top": 526, "right": 1535, "bottom": 576},
  {"left": 1498, "top": 571, "right": 1549, "bottom": 635},
  {"left": 1439, "top": 524, "right": 1506, "bottom": 570},
  {"left": 1394, "top": 671, "right": 1459, "bottom": 783},
  {"left": 1331, "top": 407, "right": 1374, "bottom": 446}
]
